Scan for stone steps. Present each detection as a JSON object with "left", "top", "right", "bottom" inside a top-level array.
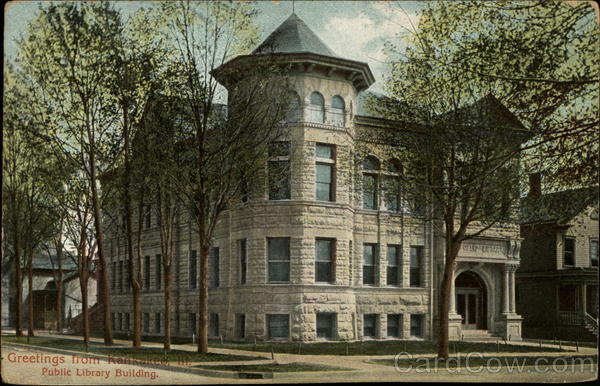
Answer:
[{"left": 460, "top": 330, "right": 502, "bottom": 342}]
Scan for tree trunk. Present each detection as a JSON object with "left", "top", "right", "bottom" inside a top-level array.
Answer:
[
  {"left": 56, "top": 239, "right": 63, "bottom": 333},
  {"left": 437, "top": 233, "right": 461, "bottom": 359},
  {"left": 164, "top": 265, "right": 171, "bottom": 352},
  {"left": 80, "top": 275, "right": 90, "bottom": 349},
  {"left": 197, "top": 243, "right": 209, "bottom": 353},
  {"left": 14, "top": 242, "right": 23, "bottom": 337},
  {"left": 27, "top": 249, "right": 34, "bottom": 338},
  {"left": 89, "top": 149, "right": 113, "bottom": 346},
  {"left": 132, "top": 281, "right": 142, "bottom": 349}
]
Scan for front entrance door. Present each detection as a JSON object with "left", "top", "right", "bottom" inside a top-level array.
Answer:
[{"left": 456, "top": 288, "right": 480, "bottom": 330}]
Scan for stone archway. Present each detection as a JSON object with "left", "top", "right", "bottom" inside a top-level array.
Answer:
[{"left": 455, "top": 271, "right": 488, "bottom": 330}]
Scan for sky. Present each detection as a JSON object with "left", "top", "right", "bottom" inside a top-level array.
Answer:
[{"left": 4, "top": 0, "right": 424, "bottom": 92}]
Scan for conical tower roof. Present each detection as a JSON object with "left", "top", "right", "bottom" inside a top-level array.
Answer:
[{"left": 252, "top": 13, "right": 337, "bottom": 57}]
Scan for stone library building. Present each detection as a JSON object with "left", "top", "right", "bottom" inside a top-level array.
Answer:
[{"left": 105, "top": 13, "right": 524, "bottom": 343}]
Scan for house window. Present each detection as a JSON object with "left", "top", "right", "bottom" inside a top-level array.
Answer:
[
  {"left": 155, "top": 254, "right": 161, "bottom": 290},
  {"left": 316, "top": 313, "right": 336, "bottom": 339},
  {"left": 410, "top": 314, "right": 424, "bottom": 338},
  {"left": 267, "top": 314, "right": 289, "bottom": 339},
  {"left": 330, "top": 95, "right": 345, "bottom": 127},
  {"left": 285, "top": 92, "right": 301, "bottom": 123},
  {"left": 363, "top": 157, "right": 379, "bottom": 210},
  {"left": 125, "top": 313, "right": 130, "bottom": 331},
  {"left": 315, "top": 238, "right": 335, "bottom": 283},
  {"left": 363, "top": 243, "right": 377, "bottom": 285},
  {"left": 143, "top": 312, "right": 150, "bottom": 333},
  {"left": 268, "top": 238, "right": 290, "bottom": 283},
  {"left": 126, "top": 262, "right": 131, "bottom": 292},
  {"left": 590, "top": 239, "right": 598, "bottom": 267},
  {"left": 363, "top": 314, "right": 378, "bottom": 338},
  {"left": 309, "top": 91, "right": 325, "bottom": 123},
  {"left": 111, "top": 312, "right": 116, "bottom": 330},
  {"left": 268, "top": 141, "right": 291, "bottom": 200},
  {"left": 236, "top": 314, "right": 246, "bottom": 339},
  {"left": 239, "top": 239, "right": 247, "bottom": 284},
  {"left": 410, "top": 246, "right": 423, "bottom": 287},
  {"left": 382, "top": 159, "right": 401, "bottom": 212},
  {"left": 315, "top": 144, "right": 335, "bottom": 201},
  {"left": 189, "top": 250, "right": 197, "bottom": 289},
  {"left": 209, "top": 313, "right": 219, "bottom": 337},
  {"left": 118, "top": 261, "right": 123, "bottom": 292},
  {"left": 144, "top": 205, "right": 151, "bottom": 228},
  {"left": 558, "top": 284, "right": 579, "bottom": 311},
  {"left": 144, "top": 255, "right": 151, "bottom": 290},
  {"left": 189, "top": 313, "right": 196, "bottom": 336},
  {"left": 387, "top": 245, "right": 401, "bottom": 286},
  {"left": 564, "top": 237, "right": 575, "bottom": 267},
  {"left": 155, "top": 312, "right": 161, "bottom": 333},
  {"left": 211, "top": 247, "right": 220, "bottom": 287},
  {"left": 387, "top": 314, "right": 402, "bottom": 338}
]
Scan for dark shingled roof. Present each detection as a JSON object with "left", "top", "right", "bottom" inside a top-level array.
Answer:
[
  {"left": 252, "top": 13, "right": 337, "bottom": 58},
  {"left": 520, "top": 187, "right": 599, "bottom": 224}
]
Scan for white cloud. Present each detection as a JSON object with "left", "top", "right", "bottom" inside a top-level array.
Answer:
[{"left": 321, "top": 3, "right": 419, "bottom": 72}]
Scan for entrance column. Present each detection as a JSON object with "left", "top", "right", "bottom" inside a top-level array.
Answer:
[
  {"left": 581, "top": 284, "right": 587, "bottom": 317},
  {"left": 509, "top": 268, "right": 516, "bottom": 314},
  {"left": 450, "top": 273, "right": 456, "bottom": 314},
  {"left": 502, "top": 267, "right": 510, "bottom": 314}
]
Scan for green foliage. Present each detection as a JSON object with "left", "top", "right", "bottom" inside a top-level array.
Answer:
[{"left": 381, "top": 0, "right": 598, "bottom": 187}]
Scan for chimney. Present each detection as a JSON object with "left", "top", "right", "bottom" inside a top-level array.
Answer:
[{"left": 528, "top": 173, "right": 541, "bottom": 197}]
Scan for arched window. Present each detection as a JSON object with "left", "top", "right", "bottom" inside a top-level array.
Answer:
[
  {"left": 330, "top": 95, "right": 345, "bottom": 126},
  {"left": 383, "top": 159, "right": 401, "bottom": 212},
  {"left": 309, "top": 92, "right": 325, "bottom": 123},
  {"left": 285, "top": 92, "right": 301, "bottom": 123},
  {"left": 363, "top": 156, "right": 380, "bottom": 210}
]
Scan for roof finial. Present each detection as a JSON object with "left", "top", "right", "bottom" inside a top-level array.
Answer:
[{"left": 292, "top": 0, "right": 295, "bottom": 14}]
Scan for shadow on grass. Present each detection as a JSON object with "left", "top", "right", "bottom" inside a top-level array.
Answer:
[
  {"left": 194, "top": 362, "right": 353, "bottom": 372},
  {"left": 213, "top": 340, "right": 569, "bottom": 356},
  {"left": 2, "top": 336, "right": 264, "bottom": 362}
]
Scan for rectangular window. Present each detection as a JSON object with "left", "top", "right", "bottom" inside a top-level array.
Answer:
[
  {"left": 387, "top": 245, "right": 401, "bottom": 286},
  {"left": 155, "top": 254, "right": 162, "bottom": 290},
  {"left": 315, "top": 144, "right": 335, "bottom": 202},
  {"left": 211, "top": 247, "right": 220, "bottom": 287},
  {"left": 383, "top": 176, "right": 400, "bottom": 212},
  {"left": 111, "top": 262, "right": 117, "bottom": 289},
  {"left": 144, "top": 255, "right": 151, "bottom": 290},
  {"left": 189, "top": 313, "right": 196, "bottom": 336},
  {"left": 144, "top": 205, "right": 152, "bottom": 228},
  {"left": 590, "top": 239, "right": 598, "bottom": 267},
  {"left": 387, "top": 314, "right": 402, "bottom": 338},
  {"left": 268, "top": 142, "right": 291, "bottom": 200},
  {"left": 155, "top": 312, "right": 161, "bottom": 333},
  {"left": 126, "top": 262, "right": 131, "bottom": 292},
  {"left": 111, "top": 312, "right": 116, "bottom": 330},
  {"left": 209, "top": 313, "right": 219, "bottom": 337},
  {"left": 267, "top": 314, "right": 290, "bottom": 339},
  {"left": 410, "top": 314, "right": 424, "bottom": 338},
  {"left": 143, "top": 312, "right": 150, "bottom": 333},
  {"left": 189, "top": 250, "right": 197, "bottom": 289},
  {"left": 239, "top": 239, "right": 247, "bottom": 284},
  {"left": 316, "top": 313, "right": 336, "bottom": 339},
  {"left": 236, "top": 314, "right": 246, "bottom": 339},
  {"left": 268, "top": 238, "right": 290, "bottom": 283},
  {"left": 363, "top": 314, "right": 378, "bottom": 338},
  {"left": 410, "top": 246, "right": 423, "bottom": 287},
  {"left": 564, "top": 237, "right": 575, "bottom": 266},
  {"left": 125, "top": 313, "right": 130, "bottom": 331},
  {"left": 118, "top": 261, "right": 123, "bottom": 292},
  {"left": 363, "top": 174, "right": 378, "bottom": 210},
  {"left": 363, "top": 244, "right": 377, "bottom": 285},
  {"left": 315, "top": 238, "right": 335, "bottom": 283}
]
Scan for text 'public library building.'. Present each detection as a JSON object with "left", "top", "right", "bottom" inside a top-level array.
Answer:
[{"left": 105, "top": 14, "right": 523, "bottom": 342}]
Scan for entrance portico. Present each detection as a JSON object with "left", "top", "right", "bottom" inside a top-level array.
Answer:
[{"left": 446, "top": 238, "right": 523, "bottom": 341}]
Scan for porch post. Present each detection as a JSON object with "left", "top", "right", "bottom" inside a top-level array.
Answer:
[
  {"left": 502, "top": 267, "right": 510, "bottom": 314},
  {"left": 581, "top": 284, "right": 587, "bottom": 317}
]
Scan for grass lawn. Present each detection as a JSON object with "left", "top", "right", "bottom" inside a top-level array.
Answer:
[
  {"left": 194, "top": 362, "right": 352, "bottom": 372},
  {"left": 2, "top": 336, "right": 264, "bottom": 363},
  {"left": 370, "top": 354, "right": 598, "bottom": 369},
  {"left": 213, "top": 340, "right": 568, "bottom": 355}
]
